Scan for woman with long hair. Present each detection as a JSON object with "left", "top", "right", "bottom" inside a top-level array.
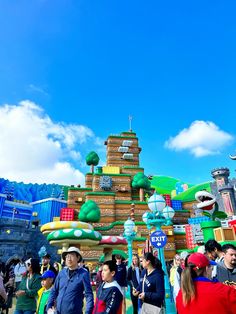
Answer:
[
  {"left": 53, "top": 262, "right": 62, "bottom": 275},
  {"left": 133, "top": 252, "right": 165, "bottom": 313},
  {"left": 127, "top": 254, "right": 142, "bottom": 314},
  {"left": 14, "top": 258, "right": 42, "bottom": 314},
  {"left": 169, "top": 254, "right": 180, "bottom": 301},
  {"left": 176, "top": 252, "right": 236, "bottom": 314}
]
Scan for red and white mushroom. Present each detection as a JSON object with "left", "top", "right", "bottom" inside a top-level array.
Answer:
[
  {"left": 93, "top": 236, "right": 127, "bottom": 261},
  {"left": 99, "top": 236, "right": 127, "bottom": 246}
]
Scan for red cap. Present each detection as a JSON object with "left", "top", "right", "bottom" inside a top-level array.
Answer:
[{"left": 188, "top": 253, "right": 216, "bottom": 270}]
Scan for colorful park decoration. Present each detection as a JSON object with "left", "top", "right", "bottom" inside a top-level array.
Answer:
[
  {"left": 47, "top": 228, "right": 102, "bottom": 247},
  {"left": 200, "top": 220, "right": 222, "bottom": 242},
  {"left": 41, "top": 221, "right": 94, "bottom": 235},
  {"left": 41, "top": 219, "right": 102, "bottom": 252},
  {"left": 195, "top": 190, "right": 227, "bottom": 220},
  {"left": 41, "top": 213, "right": 129, "bottom": 260},
  {"left": 195, "top": 190, "right": 216, "bottom": 211},
  {"left": 132, "top": 172, "right": 151, "bottom": 201},
  {"left": 94, "top": 235, "right": 128, "bottom": 261},
  {"left": 86, "top": 151, "right": 100, "bottom": 173},
  {"left": 193, "top": 190, "right": 228, "bottom": 243},
  {"left": 41, "top": 202, "right": 131, "bottom": 260},
  {"left": 40, "top": 201, "right": 103, "bottom": 252},
  {"left": 2, "top": 129, "right": 236, "bottom": 263},
  {"left": 79, "top": 200, "right": 101, "bottom": 222},
  {"left": 36, "top": 130, "right": 236, "bottom": 265}
]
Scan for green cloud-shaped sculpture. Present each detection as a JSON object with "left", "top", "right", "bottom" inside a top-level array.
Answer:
[
  {"left": 79, "top": 200, "right": 101, "bottom": 222},
  {"left": 132, "top": 172, "right": 151, "bottom": 189}
]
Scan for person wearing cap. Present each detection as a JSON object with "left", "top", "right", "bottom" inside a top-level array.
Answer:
[
  {"left": 176, "top": 252, "right": 236, "bottom": 314},
  {"left": 46, "top": 246, "right": 94, "bottom": 314},
  {"left": 37, "top": 270, "right": 55, "bottom": 314},
  {"left": 41, "top": 254, "right": 56, "bottom": 275},
  {"left": 14, "top": 258, "right": 42, "bottom": 314}
]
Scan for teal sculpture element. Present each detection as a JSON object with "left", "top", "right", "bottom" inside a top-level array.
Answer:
[{"left": 38, "top": 246, "right": 47, "bottom": 262}]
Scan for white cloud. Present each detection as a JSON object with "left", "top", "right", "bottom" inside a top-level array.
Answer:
[
  {"left": 0, "top": 100, "right": 104, "bottom": 184},
  {"left": 165, "top": 120, "right": 234, "bottom": 157}
]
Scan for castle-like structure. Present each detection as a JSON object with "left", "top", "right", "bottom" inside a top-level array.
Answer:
[
  {"left": 211, "top": 167, "right": 236, "bottom": 216},
  {"left": 68, "top": 131, "right": 145, "bottom": 222},
  {"left": 1, "top": 129, "right": 235, "bottom": 263},
  {"left": 67, "top": 130, "right": 189, "bottom": 260}
]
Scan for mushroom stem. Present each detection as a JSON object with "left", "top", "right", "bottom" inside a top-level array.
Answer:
[
  {"left": 62, "top": 242, "right": 69, "bottom": 252},
  {"left": 104, "top": 247, "right": 113, "bottom": 262}
]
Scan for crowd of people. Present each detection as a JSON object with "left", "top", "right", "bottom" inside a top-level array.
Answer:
[
  {"left": 0, "top": 239, "right": 235, "bottom": 314},
  {"left": 170, "top": 241, "right": 236, "bottom": 313}
]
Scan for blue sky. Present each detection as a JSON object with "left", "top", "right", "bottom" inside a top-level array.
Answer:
[{"left": 0, "top": 0, "right": 235, "bottom": 186}]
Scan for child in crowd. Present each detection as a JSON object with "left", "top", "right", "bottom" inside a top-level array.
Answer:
[
  {"left": 37, "top": 270, "right": 56, "bottom": 314},
  {"left": 93, "top": 260, "right": 123, "bottom": 314}
]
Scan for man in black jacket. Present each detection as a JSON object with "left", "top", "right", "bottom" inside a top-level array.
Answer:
[{"left": 114, "top": 255, "right": 127, "bottom": 314}]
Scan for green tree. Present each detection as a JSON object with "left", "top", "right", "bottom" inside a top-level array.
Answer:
[
  {"left": 79, "top": 200, "right": 101, "bottom": 222},
  {"left": 132, "top": 172, "right": 151, "bottom": 201},
  {"left": 86, "top": 151, "right": 100, "bottom": 173}
]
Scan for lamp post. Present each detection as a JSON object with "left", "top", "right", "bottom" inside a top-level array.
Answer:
[
  {"left": 123, "top": 218, "right": 136, "bottom": 267},
  {"left": 142, "top": 193, "right": 176, "bottom": 314}
]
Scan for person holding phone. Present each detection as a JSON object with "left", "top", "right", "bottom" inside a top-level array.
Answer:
[{"left": 133, "top": 253, "right": 165, "bottom": 313}]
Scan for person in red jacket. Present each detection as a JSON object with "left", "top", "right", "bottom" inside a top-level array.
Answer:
[{"left": 176, "top": 252, "right": 236, "bottom": 314}]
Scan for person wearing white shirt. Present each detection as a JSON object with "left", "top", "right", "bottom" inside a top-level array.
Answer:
[{"left": 14, "top": 259, "right": 26, "bottom": 291}]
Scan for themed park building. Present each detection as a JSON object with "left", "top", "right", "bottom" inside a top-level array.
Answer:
[
  {"left": 66, "top": 130, "right": 191, "bottom": 261},
  {"left": 0, "top": 129, "right": 236, "bottom": 263}
]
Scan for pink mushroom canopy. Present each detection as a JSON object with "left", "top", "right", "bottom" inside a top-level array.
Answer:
[{"left": 99, "top": 236, "right": 127, "bottom": 247}]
